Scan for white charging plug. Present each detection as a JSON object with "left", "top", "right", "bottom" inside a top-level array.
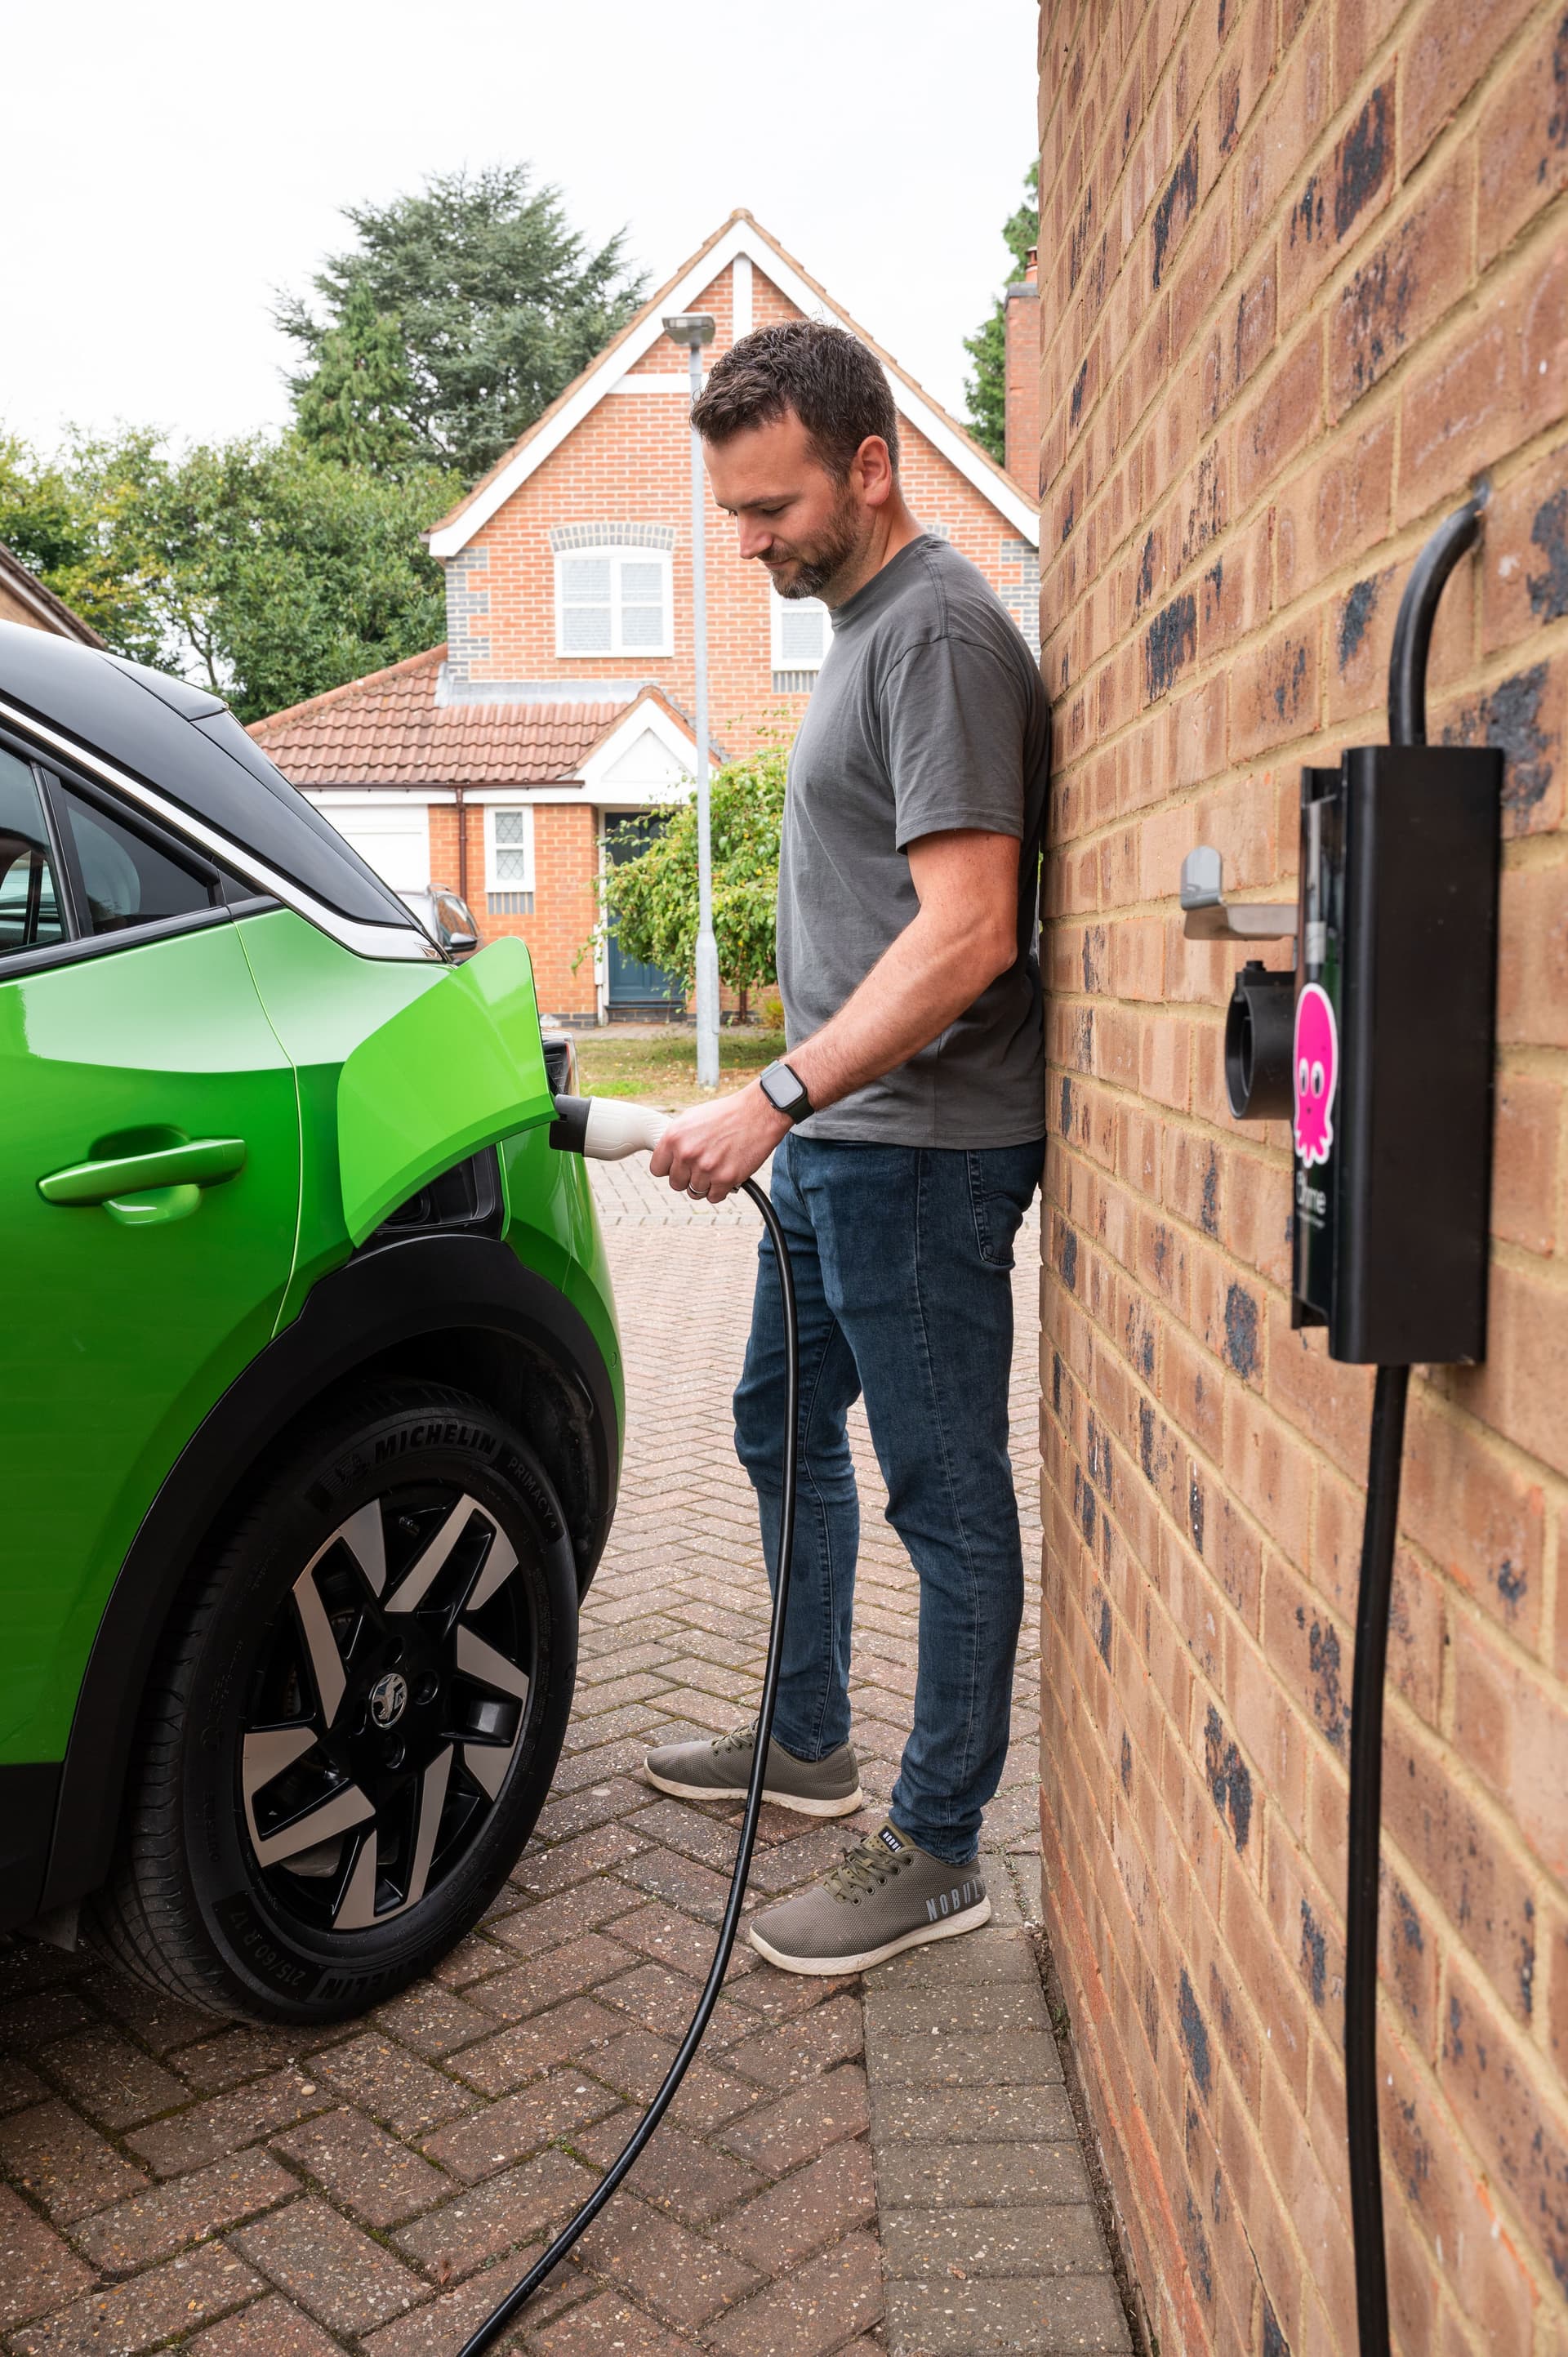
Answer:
[{"left": 549, "top": 1095, "right": 667, "bottom": 1161}]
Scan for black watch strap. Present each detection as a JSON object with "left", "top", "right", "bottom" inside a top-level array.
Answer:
[{"left": 760, "top": 1058, "right": 813, "bottom": 1124}]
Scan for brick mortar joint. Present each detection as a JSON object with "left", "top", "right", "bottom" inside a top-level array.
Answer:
[
  {"left": 1038, "top": 1753, "right": 1566, "bottom": 2338},
  {"left": 1042, "top": 506, "right": 1557, "bottom": 721},
  {"left": 1038, "top": 1558, "right": 1568, "bottom": 2324},
  {"left": 1046, "top": 1099, "right": 1568, "bottom": 1335},
  {"left": 1043, "top": 252, "right": 1568, "bottom": 674},
  {"left": 1039, "top": 0, "right": 1556, "bottom": 341},
  {"left": 1047, "top": 1445, "right": 1562, "bottom": 1954},
  {"left": 1039, "top": 1375, "right": 1568, "bottom": 1981},
  {"left": 1032, "top": 1817, "right": 1285, "bottom": 2341},
  {"left": 1039, "top": 1181, "right": 1568, "bottom": 1539}
]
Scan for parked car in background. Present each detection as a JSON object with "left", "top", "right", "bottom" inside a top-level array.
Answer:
[{"left": 0, "top": 621, "right": 622, "bottom": 2025}]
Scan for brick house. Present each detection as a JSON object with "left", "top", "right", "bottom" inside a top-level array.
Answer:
[
  {"left": 250, "top": 210, "right": 1041, "bottom": 1023},
  {"left": 1031, "top": 3, "right": 1568, "bottom": 2355}
]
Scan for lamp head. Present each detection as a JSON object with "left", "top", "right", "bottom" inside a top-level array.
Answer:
[{"left": 662, "top": 313, "right": 716, "bottom": 350}]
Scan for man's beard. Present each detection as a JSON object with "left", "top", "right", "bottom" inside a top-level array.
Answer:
[{"left": 768, "top": 486, "right": 870, "bottom": 603}]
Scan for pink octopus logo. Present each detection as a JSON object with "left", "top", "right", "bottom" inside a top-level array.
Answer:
[{"left": 1294, "top": 982, "right": 1338, "bottom": 1166}]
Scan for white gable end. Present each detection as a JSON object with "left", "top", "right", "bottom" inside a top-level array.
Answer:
[
  {"left": 427, "top": 219, "right": 1039, "bottom": 558},
  {"left": 601, "top": 727, "right": 689, "bottom": 795},
  {"left": 577, "top": 697, "right": 702, "bottom": 809}
]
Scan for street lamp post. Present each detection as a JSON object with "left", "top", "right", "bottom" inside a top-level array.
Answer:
[{"left": 662, "top": 310, "right": 719, "bottom": 1089}]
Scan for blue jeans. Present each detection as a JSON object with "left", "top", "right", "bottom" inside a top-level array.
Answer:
[{"left": 733, "top": 1132, "right": 1044, "bottom": 1865}]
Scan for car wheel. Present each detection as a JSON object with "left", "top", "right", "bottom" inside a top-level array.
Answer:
[{"left": 88, "top": 1383, "right": 578, "bottom": 2023}]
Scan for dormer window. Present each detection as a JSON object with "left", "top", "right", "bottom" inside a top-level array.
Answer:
[
  {"left": 770, "top": 588, "right": 830, "bottom": 693},
  {"left": 555, "top": 546, "right": 673, "bottom": 657}
]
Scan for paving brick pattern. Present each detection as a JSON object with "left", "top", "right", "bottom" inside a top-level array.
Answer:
[
  {"left": 0, "top": 1160, "right": 1111, "bottom": 2355},
  {"left": 865, "top": 1931, "right": 1128, "bottom": 2357}
]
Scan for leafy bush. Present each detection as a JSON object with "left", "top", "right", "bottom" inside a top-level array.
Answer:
[{"left": 591, "top": 738, "right": 788, "bottom": 1004}]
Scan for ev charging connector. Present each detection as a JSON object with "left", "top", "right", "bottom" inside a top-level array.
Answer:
[
  {"left": 547, "top": 1094, "right": 667, "bottom": 1161},
  {"left": 1183, "top": 496, "right": 1503, "bottom": 2357}
]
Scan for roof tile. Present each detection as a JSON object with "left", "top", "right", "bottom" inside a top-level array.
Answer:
[{"left": 247, "top": 649, "right": 630, "bottom": 789}]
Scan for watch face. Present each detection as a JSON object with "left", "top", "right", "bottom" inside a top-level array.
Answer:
[{"left": 764, "top": 1062, "right": 808, "bottom": 1116}]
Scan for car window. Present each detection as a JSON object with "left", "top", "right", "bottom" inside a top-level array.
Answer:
[
  {"left": 0, "top": 749, "right": 69, "bottom": 960},
  {"left": 55, "top": 784, "right": 216, "bottom": 936},
  {"left": 1, "top": 626, "right": 420, "bottom": 934}
]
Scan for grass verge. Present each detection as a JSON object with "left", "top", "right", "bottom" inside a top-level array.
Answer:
[{"left": 572, "top": 1026, "right": 786, "bottom": 1108}]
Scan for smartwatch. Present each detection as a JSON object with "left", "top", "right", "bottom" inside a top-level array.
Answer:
[{"left": 759, "top": 1058, "right": 814, "bottom": 1125}]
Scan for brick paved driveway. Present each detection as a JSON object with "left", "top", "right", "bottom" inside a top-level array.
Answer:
[{"left": 0, "top": 1161, "right": 1046, "bottom": 2357}]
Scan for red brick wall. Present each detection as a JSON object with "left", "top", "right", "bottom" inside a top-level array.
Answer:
[
  {"left": 1006, "top": 265, "right": 1042, "bottom": 492},
  {"left": 1035, "top": 2, "right": 1568, "bottom": 2352},
  {"left": 428, "top": 800, "right": 599, "bottom": 1022}
]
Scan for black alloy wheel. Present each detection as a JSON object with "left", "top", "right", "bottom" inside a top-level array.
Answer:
[
  {"left": 90, "top": 1385, "right": 580, "bottom": 2022},
  {"left": 243, "top": 1481, "right": 535, "bottom": 1934}
]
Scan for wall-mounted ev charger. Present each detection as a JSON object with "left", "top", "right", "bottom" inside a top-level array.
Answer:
[{"left": 1183, "top": 496, "right": 1503, "bottom": 2357}]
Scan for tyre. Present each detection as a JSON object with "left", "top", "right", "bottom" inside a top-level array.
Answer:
[{"left": 89, "top": 1384, "right": 578, "bottom": 2023}]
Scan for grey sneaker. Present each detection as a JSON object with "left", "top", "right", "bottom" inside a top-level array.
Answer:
[
  {"left": 643, "top": 1722, "right": 862, "bottom": 1818},
  {"left": 748, "top": 1820, "right": 990, "bottom": 1975}
]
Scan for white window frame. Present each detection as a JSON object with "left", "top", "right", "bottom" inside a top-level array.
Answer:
[
  {"left": 554, "top": 546, "right": 673, "bottom": 659},
  {"left": 769, "top": 586, "right": 830, "bottom": 674},
  {"left": 483, "top": 803, "right": 537, "bottom": 896}
]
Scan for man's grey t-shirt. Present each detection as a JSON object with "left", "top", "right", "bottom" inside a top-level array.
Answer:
[{"left": 776, "top": 532, "right": 1049, "bottom": 1147}]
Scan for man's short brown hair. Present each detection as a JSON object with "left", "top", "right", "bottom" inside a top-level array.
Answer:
[{"left": 690, "top": 319, "right": 900, "bottom": 481}]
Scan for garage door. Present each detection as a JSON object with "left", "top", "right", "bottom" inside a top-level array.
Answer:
[{"left": 311, "top": 800, "right": 431, "bottom": 891}]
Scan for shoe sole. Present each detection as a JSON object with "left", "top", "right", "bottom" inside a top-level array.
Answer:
[
  {"left": 747, "top": 1893, "right": 993, "bottom": 1976},
  {"left": 641, "top": 1764, "right": 863, "bottom": 1819}
]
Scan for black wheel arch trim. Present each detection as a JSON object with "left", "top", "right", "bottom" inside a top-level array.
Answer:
[
  {"left": 34, "top": 1233, "right": 618, "bottom": 1923},
  {"left": 0, "top": 1766, "right": 65, "bottom": 1931}
]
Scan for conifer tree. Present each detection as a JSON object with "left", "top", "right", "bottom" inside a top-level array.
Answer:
[{"left": 293, "top": 284, "right": 419, "bottom": 474}]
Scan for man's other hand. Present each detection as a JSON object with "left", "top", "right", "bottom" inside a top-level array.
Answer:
[{"left": 650, "top": 1083, "right": 791, "bottom": 1205}]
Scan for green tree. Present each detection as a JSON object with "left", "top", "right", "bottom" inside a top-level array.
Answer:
[
  {"left": 963, "top": 163, "right": 1040, "bottom": 464},
  {"left": 293, "top": 283, "right": 420, "bottom": 473},
  {"left": 158, "top": 436, "right": 463, "bottom": 720},
  {"left": 0, "top": 429, "right": 167, "bottom": 657},
  {"left": 594, "top": 741, "right": 788, "bottom": 1010},
  {"left": 0, "top": 429, "right": 461, "bottom": 720},
  {"left": 278, "top": 165, "right": 644, "bottom": 481}
]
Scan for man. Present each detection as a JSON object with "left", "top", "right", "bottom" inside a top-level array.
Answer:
[{"left": 643, "top": 319, "right": 1049, "bottom": 1975}]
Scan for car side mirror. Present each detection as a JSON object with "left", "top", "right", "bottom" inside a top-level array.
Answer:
[{"left": 445, "top": 928, "right": 478, "bottom": 955}]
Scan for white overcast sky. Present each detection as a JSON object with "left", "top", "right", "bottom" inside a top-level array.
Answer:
[{"left": 3, "top": 0, "right": 1038, "bottom": 457}]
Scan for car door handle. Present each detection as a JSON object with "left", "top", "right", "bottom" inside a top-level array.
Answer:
[{"left": 38, "top": 1137, "right": 247, "bottom": 1208}]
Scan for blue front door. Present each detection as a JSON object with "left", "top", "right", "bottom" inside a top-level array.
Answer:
[{"left": 604, "top": 815, "right": 685, "bottom": 1018}]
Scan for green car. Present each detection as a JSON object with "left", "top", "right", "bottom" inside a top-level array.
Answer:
[{"left": 0, "top": 621, "right": 622, "bottom": 2023}]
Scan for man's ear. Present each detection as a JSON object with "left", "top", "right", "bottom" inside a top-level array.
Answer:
[{"left": 854, "top": 435, "right": 897, "bottom": 509}]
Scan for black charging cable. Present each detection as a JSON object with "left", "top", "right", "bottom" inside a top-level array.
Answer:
[
  {"left": 1344, "top": 493, "right": 1483, "bottom": 2357},
  {"left": 453, "top": 1174, "right": 799, "bottom": 2355},
  {"left": 1344, "top": 1361, "right": 1409, "bottom": 2357}
]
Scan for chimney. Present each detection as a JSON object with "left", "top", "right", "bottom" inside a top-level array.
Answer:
[{"left": 1003, "top": 247, "right": 1040, "bottom": 497}]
